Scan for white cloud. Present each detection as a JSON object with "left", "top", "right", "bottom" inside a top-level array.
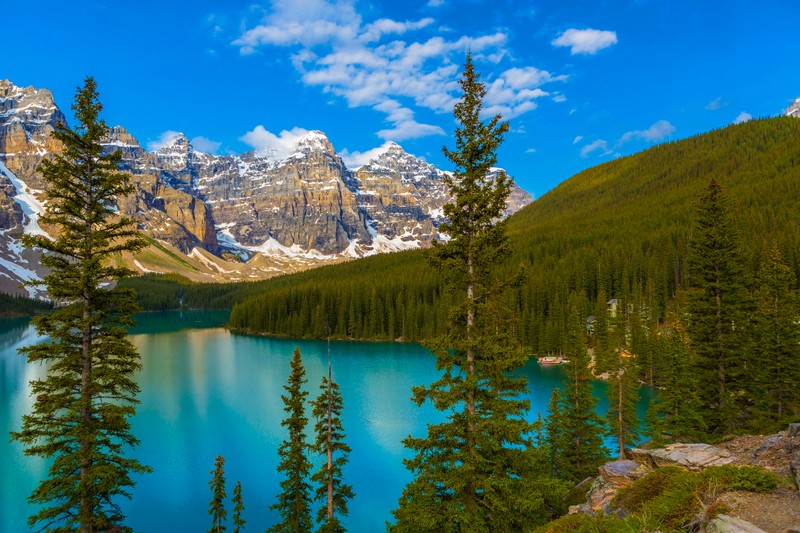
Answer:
[
  {"left": 340, "top": 140, "right": 397, "bottom": 168},
  {"left": 733, "top": 112, "right": 752, "bottom": 124},
  {"left": 552, "top": 28, "right": 618, "bottom": 55},
  {"left": 240, "top": 126, "right": 316, "bottom": 159},
  {"left": 147, "top": 130, "right": 184, "bottom": 151},
  {"left": 619, "top": 120, "right": 675, "bottom": 144},
  {"left": 525, "top": 147, "right": 537, "bottom": 154},
  {"left": 233, "top": 0, "right": 562, "bottom": 140},
  {"left": 191, "top": 136, "right": 222, "bottom": 154},
  {"left": 705, "top": 97, "right": 722, "bottom": 111},
  {"left": 580, "top": 139, "right": 610, "bottom": 158},
  {"left": 427, "top": 0, "right": 445, "bottom": 6},
  {"left": 573, "top": 135, "right": 583, "bottom": 144},
  {"left": 552, "top": 94, "right": 566, "bottom": 103}
]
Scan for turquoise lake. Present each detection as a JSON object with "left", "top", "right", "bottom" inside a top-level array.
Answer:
[{"left": 0, "top": 311, "right": 654, "bottom": 532}]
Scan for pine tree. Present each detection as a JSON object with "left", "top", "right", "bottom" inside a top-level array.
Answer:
[
  {"left": 686, "top": 178, "right": 752, "bottom": 434},
  {"left": 544, "top": 388, "right": 567, "bottom": 476},
  {"left": 556, "top": 292, "right": 606, "bottom": 482},
  {"left": 10, "top": 77, "right": 150, "bottom": 532},
  {"left": 269, "top": 348, "right": 313, "bottom": 533},
  {"left": 391, "top": 53, "right": 547, "bottom": 532},
  {"left": 232, "top": 481, "right": 246, "bottom": 533},
  {"left": 591, "top": 288, "right": 612, "bottom": 375},
  {"left": 644, "top": 293, "right": 706, "bottom": 445},
  {"left": 209, "top": 455, "right": 227, "bottom": 533},
  {"left": 605, "top": 350, "right": 640, "bottom": 459},
  {"left": 753, "top": 247, "right": 800, "bottom": 424},
  {"left": 311, "top": 373, "right": 353, "bottom": 533}
]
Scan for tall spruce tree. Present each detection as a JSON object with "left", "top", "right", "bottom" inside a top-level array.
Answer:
[
  {"left": 232, "top": 481, "right": 246, "bottom": 533},
  {"left": 269, "top": 348, "right": 313, "bottom": 533},
  {"left": 10, "top": 77, "right": 149, "bottom": 532},
  {"left": 390, "top": 53, "right": 547, "bottom": 532},
  {"left": 554, "top": 291, "right": 606, "bottom": 482},
  {"left": 753, "top": 247, "right": 800, "bottom": 424},
  {"left": 310, "top": 372, "right": 353, "bottom": 533},
  {"left": 209, "top": 455, "right": 228, "bottom": 533},
  {"left": 687, "top": 178, "right": 752, "bottom": 434}
]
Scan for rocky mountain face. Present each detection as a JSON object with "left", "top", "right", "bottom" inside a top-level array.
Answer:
[{"left": 0, "top": 79, "right": 533, "bottom": 295}]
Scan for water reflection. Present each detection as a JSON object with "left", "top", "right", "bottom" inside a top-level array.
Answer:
[{"left": 1, "top": 312, "right": 654, "bottom": 532}]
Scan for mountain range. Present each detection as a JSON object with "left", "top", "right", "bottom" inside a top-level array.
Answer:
[{"left": 0, "top": 79, "right": 532, "bottom": 297}]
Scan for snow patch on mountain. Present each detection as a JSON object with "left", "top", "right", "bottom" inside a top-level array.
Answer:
[{"left": 0, "top": 161, "right": 48, "bottom": 238}]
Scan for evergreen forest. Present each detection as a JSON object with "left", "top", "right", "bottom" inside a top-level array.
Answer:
[{"left": 173, "top": 116, "right": 800, "bottom": 351}]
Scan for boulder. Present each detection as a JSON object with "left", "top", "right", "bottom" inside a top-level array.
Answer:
[
  {"left": 705, "top": 514, "right": 766, "bottom": 533},
  {"left": 579, "top": 460, "right": 649, "bottom": 516},
  {"left": 630, "top": 443, "right": 735, "bottom": 471}
]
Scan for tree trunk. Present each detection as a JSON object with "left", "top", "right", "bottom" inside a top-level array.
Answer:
[
  {"left": 327, "top": 381, "right": 333, "bottom": 521},
  {"left": 618, "top": 372, "right": 626, "bottom": 459}
]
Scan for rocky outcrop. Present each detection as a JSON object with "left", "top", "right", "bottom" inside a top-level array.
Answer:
[
  {"left": 630, "top": 443, "right": 736, "bottom": 471},
  {"left": 0, "top": 79, "right": 65, "bottom": 188},
  {"left": 579, "top": 459, "right": 649, "bottom": 515}
]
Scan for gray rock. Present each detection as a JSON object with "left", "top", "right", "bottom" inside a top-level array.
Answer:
[
  {"left": 705, "top": 514, "right": 766, "bottom": 533},
  {"left": 630, "top": 443, "right": 735, "bottom": 471},
  {"left": 790, "top": 448, "right": 800, "bottom": 490},
  {"left": 788, "top": 423, "right": 800, "bottom": 439},
  {"left": 752, "top": 436, "right": 782, "bottom": 457}
]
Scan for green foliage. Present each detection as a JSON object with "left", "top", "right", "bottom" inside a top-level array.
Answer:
[
  {"left": 208, "top": 455, "right": 227, "bottom": 533},
  {"left": 612, "top": 465, "right": 779, "bottom": 531},
  {"left": 752, "top": 247, "right": 800, "bottom": 425},
  {"left": 269, "top": 348, "right": 313, "bottom": 533},
  {"left": 644, "top": 298, "right": 706, "bottom": 445},
  {"left": 232, "top": 481, "right": 246, "bottom": 533},
  {"left": 391, "top": 54, "right": 556, "bottom": 532},
  {"left": 9, "top": 77, "right": 150, "bottom": 532},
  {"left": 537, "top": 465, "right": 780, "bottom": 532},
  {"left": 311, "top": 373, "right": 353, "bottom": 532},
  {"left": 686, "top": 178, "right": 752, "bottom": 435}
]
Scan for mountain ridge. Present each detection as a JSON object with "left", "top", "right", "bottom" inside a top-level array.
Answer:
[{"left": 0, "top": 78, "right": 532, "bottom": 296}]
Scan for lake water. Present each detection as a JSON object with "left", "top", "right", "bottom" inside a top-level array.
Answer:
[{"left": 0, "top": 311, "right": 654, "bottom": 532}]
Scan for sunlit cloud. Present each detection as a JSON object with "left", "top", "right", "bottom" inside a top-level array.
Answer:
[
  {"left": 147, "top": 130, "right": 184, "bottom": 151},
  {"left": 580, "top": 139, "right": 610, "bottom": 157},
  {"left": 239, "top": 126, "right": 322, "bottom": 159},
  {"left": 619, "top": 120, "right": 675, "bottom": 144},
  {"left": 191, "top": 136, "right": 223, "bottom": 154},
  {"left": 552, "top": 28, "right": 617, "bottom": 55},
  {"left": 233, "top": 0, "right": 564, "bottom": 141},
  {"left": 733, "top": 112, "right": 752, "bottom": 124}
]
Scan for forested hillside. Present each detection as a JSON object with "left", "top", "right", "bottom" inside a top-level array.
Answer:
[
  {"left": 225, "top": 117, "right": 800, "bottom": 349},
  {"left": 129, "top": 117, "right": 800, "bottom": 352}
]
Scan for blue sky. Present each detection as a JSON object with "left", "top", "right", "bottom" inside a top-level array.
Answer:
[{"left": 6, "top": 0, "right": 799, "bottom": 197}]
